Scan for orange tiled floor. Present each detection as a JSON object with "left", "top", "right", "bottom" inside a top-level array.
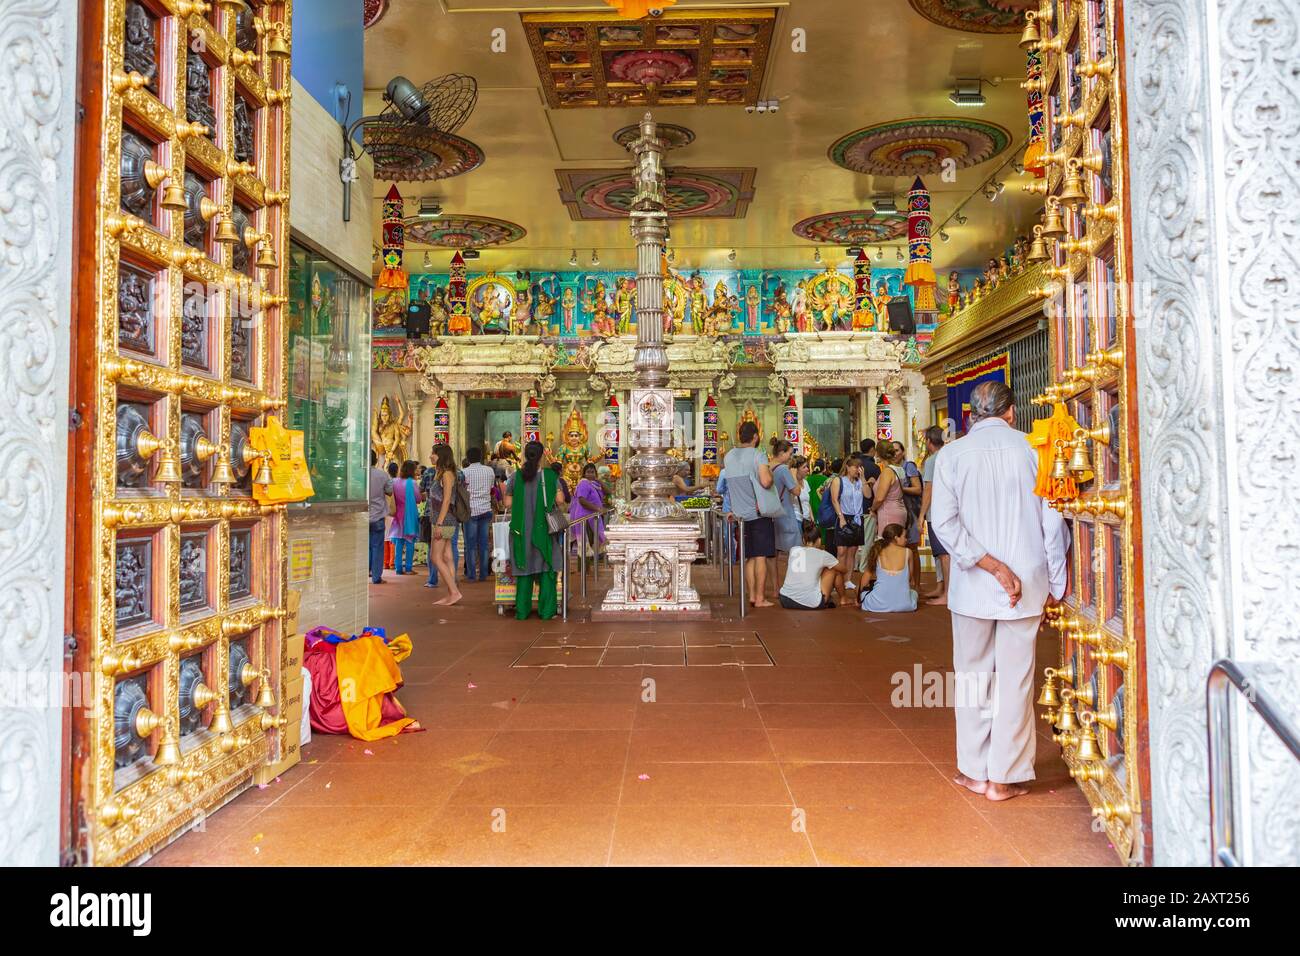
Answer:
[{"left": 147, "top": 564, "right": 1118, "bottom": 867}]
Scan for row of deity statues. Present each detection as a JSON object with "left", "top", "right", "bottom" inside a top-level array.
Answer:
[
  {"left": 949, "top": 236, "right": 1033, "bottom": 314},
  {"left": 378, "top": 266, "right": 926, "bottom": 339}
]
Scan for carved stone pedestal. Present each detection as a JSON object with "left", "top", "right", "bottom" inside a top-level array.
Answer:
[{"left": 595, "top": 518, "right": 704, "bottom": 617}]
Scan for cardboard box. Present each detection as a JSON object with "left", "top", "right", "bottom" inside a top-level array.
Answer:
[
  {"left": 284, "top": 632, "right": 305, "bottom": 674},
  {"left": 300, "top": 666, "right": 312, "bottom": 746},
  {"left": 284, "top": 589, "right": 302, "bottom": 640},
  {"left": 253, "top": 680, "right": 304, "bottom": 784}
]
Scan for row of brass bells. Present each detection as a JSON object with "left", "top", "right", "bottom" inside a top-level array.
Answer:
[
  {"left": 1068, "top": 430, "right": 1092, "bottom": 474},
  {"left": 1026, "top": 225, "right": 1050, "bottom": 263},
  {"left": 1050, "top": 439, "right": 1071, "bottom": 481},
  {"left": 1075, "top": 712, "right": 1103, "bottom": 762},
  {"left": 1059, "top": 159, "right": 1088, "bottom": 209},
  {"left": 1037, "top": 667, "right": 1061, "bottom": 708},
  {"left": 1041, "top": 196, "right": 1066, "bottom": 239},
  {"left": 150, "top": 437, "right": 183, "bottom": 483}
]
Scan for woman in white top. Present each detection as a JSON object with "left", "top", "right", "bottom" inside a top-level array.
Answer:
[
  {"left": 779, "top": 520, "right": 843, "bottom": 610},
  {"left": 789, "top": 455, "right": 813, "bottom": 523}
]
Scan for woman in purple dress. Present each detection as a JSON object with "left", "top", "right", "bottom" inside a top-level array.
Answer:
[{"left": 568, "top": 462, "right": 606, "bottom": 558}]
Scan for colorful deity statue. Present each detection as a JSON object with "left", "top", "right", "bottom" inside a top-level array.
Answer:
[
  {"left": 744, "top": 285, "right": 761, "bottom": 333},
  {"left": 374, "top": 289, "right": 406, "bottom": 329},
  {"left": 792, "top": 280, "right": 810, "bottom": 332},
  {"left": 371, "top": 394, "right": 411, "bottom": 468},
  {"left": 560, "top": 286, "right": 578, "bottom": 335},
  {"left": 663, "top": 267, "right": 687, "bottom": 333},
  {"left": 851, "top": 288, "right": 875, "bottom": 331},
  {"left": 704, "top": 279, "right": 735, "bottom": 336},
  {"left": 584, "top": 280, "right": 617, "bottom": 338},
  {"left": 688, "top": 273, "right": 708, "bottom": 334},
  {"left": 558, "top": 405, "right": 592, "bottom": 490},
  {"left": 474, "top": 284, "right": 510, "bottom": 333},
  {"left": 772, "top": 280, "right": 792, "bottom": 333},
  {"left": 534, "top": 286, "right": 555, "bottom": 335},
  {"left": 512, "top": 284, "right": 533, "bottom": 335},
  {"left": 873, "top": 281, "right": 892, "bottom": 322},
  {"left": 836, "top": 288, "right": 856, "bottom": 330},
  {"left": 615, "top": 276, "right": 637, "bottom": 334},
  {"left": 738, "top": 405, "right": 762, "bottom": 443},
  {"left": 947, "top": 271, "right": 962, "bottom": 314}
]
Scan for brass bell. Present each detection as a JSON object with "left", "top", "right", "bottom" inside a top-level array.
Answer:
[
  {"left": 160, "top": 183, "right": 189, "bottom": 211},
  {"left": 153, "top": 440, "right": 183, "bottom": 484},
  {"left": 265, "top": 30, "right": 291, "bottom": 60},
  {"left": 1068, "top": 431, "right": 1092, "bottom": 474},
  {"left": 1055, "top": 700, "right": 1080, "bottom": 734},
  {"left": 256, "top": 675, "right": 276, "bottom": 709},
  {"left": 1094, "top": 704, "right": 1119, "bottom": 732},
  {"left": 1092, "top": 647, "right": 1130, "bottom": 668},
  {"left": 1075, "top": 713, "right": 1103, "bottom": 762},
  {"left": 241, "top": 662, "right": 260, "bottom": 687},
  {"left": 199, "top": 197, "right": 222, "bottom": 223},
  {"left": 256, "top": 243, "right": 279, "bottom": 270},
  {"left": 260, "top": 712, "right": 288, "bottom": 731},
  {"left": 1093, "top": 801, "right": 1132, "bottom": 825},
  {"left": 253, "top": 450, "right": 274, "bottom": 486},
  {"left": 1027, "top": 225, "right": 1050, "bottom": 263},
  {"left": 1056, "top": 656, "right": 1077, "bottom": 685},
  {"left": 134, "top": 427, "right": 162, "bottom": 460},
  {"left": 214, "top": 214, "right": 240, "bottom": 245},
  {"left": 1037, "top": 668, "right": 1061, "bottom": 708},
  {"left": 192, "top": 681, "right": 218, "bottom": 710},
  {"left": 194, "top": 435, "right": 219, "bottom": 462},
  {"left": 1059, "top": 159, "right": 1088, "bottom": 208},
  {"left": 1018, "top": 10, "right": 1040, "bottom": 50},
  {"left": 154, "top": 730, "right": 181, "bottom": 766},
  {"left": 1041, "top": 197, "right": 1066, "bottom": 238},
  {"left": 209, "top": 451, "right": 235, "bottom": 484},
  {"left": 1051, "top": 440, "right": 1070, "bottom": 480},
  {"left": 210, "top": 704, "right": 234, "bottom": 735}
]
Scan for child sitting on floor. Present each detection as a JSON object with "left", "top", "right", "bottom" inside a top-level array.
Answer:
[
  {"left": 860, "top": 523, "right": 918, "bottom": 613},
  {"left": 779, "top": 520, "right": 843, "bottom": 610}
]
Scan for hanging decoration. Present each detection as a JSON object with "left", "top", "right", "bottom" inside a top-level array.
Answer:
[
  {"left": 1023, "top": 47, "right": 1047, "bottom": 176},
  {"left": 852, "top": 249, "right": 875, "bottom": 330},
  {"left": 876, "top": 394, "right": 893, "bottom": 442},
  {"left": 523, "top": 395, "right": 541, "bottom": 445},
  {"left": 602, "top": 0, "right": 677, "bottom": 19},
  {"left": 377, "top": 185, "right": 408, "bottom": 291},
  {"left": 783, "top": 395, "right": 801, "bottom": 453},
  {"left": 702, "top": 395, "right": 720, "bottom": 479},
  {"left": 1029, "top": 402, "right": 1089, "bottom": 501},
  {"left": 903, "top": 176, "right": 938, "bottom": 316},
  {"left": 433, "top": 396, "right": 450, "bottom": 447},
  {"left": 446, "top": 250, "right": 471, "bottom": 335},
  {"left": 602, "top": 394, "right": 621, "bottom": 477}
]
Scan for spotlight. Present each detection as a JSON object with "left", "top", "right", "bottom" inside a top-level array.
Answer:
[
  {"left": 948, "top": 78, "right": 986, "bottom": 108},
  {"left": 956, "top": 213, "right": 968, "bottom": 226},
  {"left": 876, "top": 247, "right": 884, "bottom": 260},
  {"left": 422, "top": 251, "right": 432, "bottom": 268},
  {"left": 667, "top": 248, "right": 676, "bottom": 263},
  {"left": 591, "top": 250, "right": 600, "bottom": 266},
  {"left": 896, "top": 247, "right": 904, "bottom": 261},
  {"left": 1013, "top": 161, "right": 1025, "bottom": 175},
  {"left": 728, "top": 249, "right": 737, "bottom": 262},
  {"left": 813, "top": 248, "right": 822, "bottom": 264},
  {"left": 569, "top": 250, "right": 578, "bottom": 266},
  {"left": 939, "top": 230, "right": 950, "bottom": 243}
]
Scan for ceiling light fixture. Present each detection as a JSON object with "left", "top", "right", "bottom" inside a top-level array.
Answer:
[
  {"left": 871, "top": 194, "right": 898, "bottom": 215},
  {"left": 956, "top": 213, "right": 968, "bottom": 225},
  {"left": 948, "top": 78, "right": 986, "bottom": 108},
  {"left": 569, "top": 250, "right": 578, "bottom": 266},
  {"left": 591, "top": 250, "right": 600, "bottom": 266},
  {"left": 462, "top": 248, "right": 480, "bottom": 259},
  {"left": 813, "top": 248, "right": 822, "bottom": 264},
  {"left": 939, "top": 230, "right": 950, "bottom": 243},
  {"left": 896, "top": 247, "right": 905, "bottom": 261},
  {"left": 876, "top": 247, "right": 883, "bottom": 260},
  {"left": 422, "top": 251, "right": 433, "bottom": 268},
  {"left": 728, "top": 249, "right": 737, "bottom": 262},
  {"left": 415, "top": 197, "right": 443, "bottom": 220},
  {"left": 667, "top": 248, "right": 676, "bottom": 263}
]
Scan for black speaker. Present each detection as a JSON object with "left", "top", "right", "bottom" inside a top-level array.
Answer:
[
  {"left": 886, "top": 298, "right": 915, "bottom": 334},
  {"left": 405, "top": 301, "right": 431, "bottom": 337}
]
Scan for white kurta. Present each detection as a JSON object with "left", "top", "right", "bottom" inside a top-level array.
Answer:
[{"left": 929, "top": 417, "right": 1069, "bottom": 618}]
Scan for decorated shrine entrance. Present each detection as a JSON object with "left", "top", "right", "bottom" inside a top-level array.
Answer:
[
  {"left": 802, "top": 391, "right": 858, "bottom": 463},
  {"left": 465, "top": 393, "right": 525, "bottom": 460}
]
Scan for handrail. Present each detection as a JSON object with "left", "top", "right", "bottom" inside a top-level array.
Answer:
[
  {"left": 1206, "top": 658, "right": 1300, "bottom": 866},
  {"left": 560, "top": 507, "right": 613, "bottom": 621}
]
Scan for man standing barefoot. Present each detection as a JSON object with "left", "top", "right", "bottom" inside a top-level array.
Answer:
[{"left": 930, "top": 382, "right": 1068, "bottom": 803}]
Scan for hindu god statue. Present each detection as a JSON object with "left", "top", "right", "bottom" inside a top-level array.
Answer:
[
  {"left": 688, "top": 273, "right": 708, "bottom": 334},
  {"left": 792, "top": 280, "right": 810, "bottom": 332},
  {"left": 584, "top": 280, "right": 616, "bottom": 338},
  {"left": 947, "top": 272, "right": 961, "bottom": 314},
  {"left": 772, "top": 281, "right": 792, "bottom": 333},
  {"left": 558, "top": 406, "right": 592, "bottom": 490},
  {"left": 371, "top": 394, "right": 412, "bottom": 468},
  {"left": 615, "top": 276, "right": 637, "bottom": 334}
]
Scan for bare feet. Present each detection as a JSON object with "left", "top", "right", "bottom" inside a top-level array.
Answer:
[
  {"left": 752, "top": 599, "right": 774, "bottom": 608},
  {"left": 985, "top": 782, "right": 1030, "bottom": 802},
  {"left": 443, "top": 592, "right": 463, "bottom": 607},
  {"left": 953, "top": 772, "right": 987, "bottom": 795},
  {"left": 925, "top": 595, "right": 948, "bottom": 606}
]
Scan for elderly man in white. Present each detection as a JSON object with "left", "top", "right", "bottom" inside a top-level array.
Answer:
[{"left": 930, "top": 381, "right": 1069, "bottom": 802}]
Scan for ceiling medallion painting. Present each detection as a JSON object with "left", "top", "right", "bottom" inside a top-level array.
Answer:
[
  {"left": 792, "top": 210, "right": 909, "bottom": 245},
  {"left": 907, "top": 0, "right": 1036, "bottom": 33},
  {"left": 614, "top": 122, "right": 695, "bottom": 151},
  {"left": 364, "top": 0, "right": 389, "bottom": 29},
  {"left": 363, "top": 122, "right": 485, "bottom": 182},
  {"left": 405, "top": 215, "right": 526, "bottom": 249},
  {"left": 521, "top": 8, "right": 775, "bottom": 109},
  {"left": 556, "top": 167, "right": 756, "bottom": 221},
  {"left": 829, "top": 118, "right": 1012, "bottom": 177}
]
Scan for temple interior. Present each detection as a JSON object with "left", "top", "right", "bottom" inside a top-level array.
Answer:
[{"left": 10, "top": 0, "right": 1295, "bottom": 874}]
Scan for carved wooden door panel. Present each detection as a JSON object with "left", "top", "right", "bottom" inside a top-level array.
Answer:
[
  {"left": 1032, "top": 0, "right": 1150, "bottom": 865},
  {"left": 69, "top": 0, "right": 293, "bottom": 866}
]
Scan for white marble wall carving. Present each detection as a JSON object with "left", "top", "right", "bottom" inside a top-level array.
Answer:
[
  {"left": 0, "top": 0, "right": 77, "bottom": 866},
  {"left": 1126, "top": 0, "right": 1300, "bottom": 866}
]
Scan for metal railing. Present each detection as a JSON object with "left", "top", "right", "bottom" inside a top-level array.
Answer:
[
  {"left": 711, "top": 509, "right": 747, "bottom": 618},
  {"left": 559, "top": 508, "right": 613, "bottom": 622},
  {"left": 1206, "top": 658, "right": 1300, "bottom": 866}
]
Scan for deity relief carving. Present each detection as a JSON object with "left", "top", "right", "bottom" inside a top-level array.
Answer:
[
  {"left": 629, "top": 549, "right": 674, "bottom": 602},
  {"left": 185, "top": 53, "right": 216, "bottom": 132}
]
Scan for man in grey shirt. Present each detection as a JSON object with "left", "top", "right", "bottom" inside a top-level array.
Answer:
[
  {"left": 722, "top": 420, "right": 775, "bottom": 607},
  {"left": 368, "top": 450, "right": 393, "bottom": 584}
]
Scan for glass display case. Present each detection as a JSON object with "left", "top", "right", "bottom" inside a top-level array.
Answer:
[{"left": 286, "top": 242, "right": 371, "bottom": 503}]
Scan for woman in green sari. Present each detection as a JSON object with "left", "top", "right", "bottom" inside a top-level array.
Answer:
[{"left": 504, "top": 440, "right": 567, "bottom": 620}]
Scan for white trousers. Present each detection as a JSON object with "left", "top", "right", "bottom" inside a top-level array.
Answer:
[{"left": 950, "top": 611, "right": 1040, "bottom": 784}]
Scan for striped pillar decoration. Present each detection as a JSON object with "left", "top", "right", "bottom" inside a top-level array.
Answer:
[
  {"left": 523, "top": 395, "right": 541, "bottom": 445},
  {"left": 603, "top": 393, "right": 620, "bottom": 475},
  {"left": 783, "top": 394, "right": 801, "bottom": 452},
  {"left": 702, "top": 394, "right": 719, "bottom": 478},
  {"left": 433, "top": 396, "right": 450, "bottom": 447}
]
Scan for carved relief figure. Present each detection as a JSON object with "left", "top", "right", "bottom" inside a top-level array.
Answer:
[
  {"left": 185, "top": 54, "right": 216, "bottom": 131},
  {"left": 614, "top": 276, "right": 637, "bottom": 334},
  {"left": 584, "top": 280, "right": 617, "bottom": 338},
  {"left": 744, "top": 284, "right": 761, "bottom": 333},
  {"left": 561, "top": 286, "right": 578, "bottom": 335},
  {"left": 371, "top": 394, "right": 412, "bottom": 467},
  {"left": 123, "top": 2, "right": 158, "bottom": 90}
]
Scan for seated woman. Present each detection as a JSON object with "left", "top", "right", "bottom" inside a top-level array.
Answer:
[
  {"left": 778, "top": 520, "right": 843, "bottom": 610},
  {"left": 859, "top": 523, "right": 918, "bottom": 613}
]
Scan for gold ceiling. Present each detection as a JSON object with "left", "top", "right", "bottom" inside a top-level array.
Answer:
[{"left": 364, "top": 0, "right": 1043, "bottom": 273}]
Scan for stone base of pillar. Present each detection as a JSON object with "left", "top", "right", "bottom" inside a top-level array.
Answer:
[{"left": 597, "top": 518, "right": 702, "bottom": 614}]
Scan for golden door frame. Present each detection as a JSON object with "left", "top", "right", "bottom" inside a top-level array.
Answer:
[
  {"left": 68, "top": 0, "right": 293, "bottom": 866},
  {"left": 1029, "top": 0, "right": 1150, "bottom": 864}
]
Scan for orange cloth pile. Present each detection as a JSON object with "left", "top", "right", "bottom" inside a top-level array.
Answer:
[
  {"left": 1028, "top": 402, "right": 1092, "bottom": 500},
  {"left": 334, "top": 634, "right": 417, "bottom": 741}
]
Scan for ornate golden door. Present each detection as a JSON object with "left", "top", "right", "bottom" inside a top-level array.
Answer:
[
  {"left": 1028, "top": 0, "right": 1148, "bottom": 864},
  {"left": 69, "top": 0, "right": 294, "bottom": 866}
]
